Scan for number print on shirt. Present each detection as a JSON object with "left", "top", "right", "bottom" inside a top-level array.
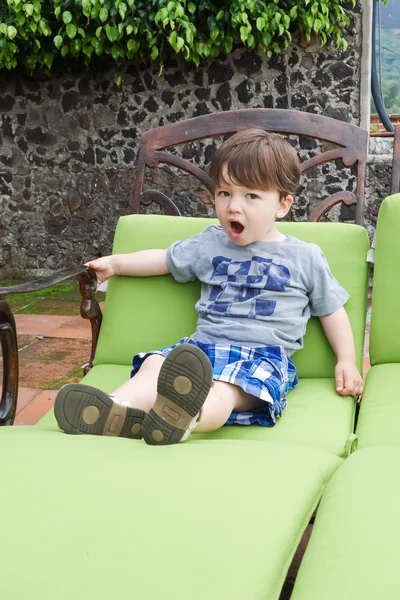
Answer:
[{"left": 200, "top": 256, "right": 291, "bottom": 318}]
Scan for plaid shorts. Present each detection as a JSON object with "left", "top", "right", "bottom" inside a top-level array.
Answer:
[{"left": 131, "top": 338, "right": 298, "bottom": 427}]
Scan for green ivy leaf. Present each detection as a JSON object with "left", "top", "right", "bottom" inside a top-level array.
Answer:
[
  {"left": 53, "top": 35, "right": 63, "bottom": 48},
  {"left": 110, "top": 45, "right": 120, "bottom": 61},
  {"left": 62, "top": 11, "right": 72, "bottom": 25},
  {"left": 224, "top": 35, "right": 233, "bottom": 53},
  {"left": 99, "top": 8, "right": 108, "bottom": 23},
  {"left": 127, "top": 38, "right": 139, "bottom": 54},
  {"left": 176, "top": 35, "right": 184, "bottom": 51},
  {"left": 106, "top": 24, "right": 118, "bottom": 42},
  {"left": 72, "top": 38, "right": 81, "bottom": 53},
  {"left": 151, "top": 45, "right": 158, "bottom": 60},
  {"left": 168, "top": 30, "right": 177, "bottom": 47},
  {"left": 210, "top": 28, "right": 219, "bottom": 41},
  {"left": 240, "top": 25, "right": 248, "bottom": 43},
  {"left": 7, "top": 26, "right": 17, "bottom": 40},
  {"left": 188, "top": 2, "right": 196, "bottom": 15},
  {"left": 82, "top": 0, "right": 91, "bottom": 18},
  {"left": 66, "top": 23, "right": 77, "bottom": 39},
  {"left": 25, "top": 4, "right": 34, "bottom": 17},
  {"left": 119, "top": 3, "right": 127, "bottom": 19},
  {"left": 43, "top": 53, "right": 53, "bottom": 69},
  {"left": 256, "top": 17, "right": 265, "bottom": 31},
  {"left": 82, "top": 44, "right": 94, "bottom": 57}
]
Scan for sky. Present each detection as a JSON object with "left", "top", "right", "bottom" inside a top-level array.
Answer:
[{"left": 381, "top": 1, "right": 400, "bottom": 30}]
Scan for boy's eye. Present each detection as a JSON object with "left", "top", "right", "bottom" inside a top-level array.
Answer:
[
  {"left": 247, "top": 193, "right": 259, "bottom": 200},
  {"left": 218, "top": 191, "right": 230, "bottom": 197}
]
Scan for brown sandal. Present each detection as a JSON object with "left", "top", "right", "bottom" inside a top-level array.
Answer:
[
  {"left": 142, "top": 344, "right": 213, "bottom": 445},
  {"left": 54, "top": 384, "right": 146, "bottom": 439}
]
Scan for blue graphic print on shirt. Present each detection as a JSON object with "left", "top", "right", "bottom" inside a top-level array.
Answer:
[{"left": 202, "top": 255, "right": 291, "bottom": 319}]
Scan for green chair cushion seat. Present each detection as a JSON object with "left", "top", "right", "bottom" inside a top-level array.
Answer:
[
  {"left": 356, "top": 364, "right": 400, "bottom": 448},
  {"left": 38, "top": 365, "right": 355, "bottom": 457},
  {"left": 369, "top": 194, "right": 400, "bottom": 365},
  {"left": 291, "top": 448, "right": 400, "bottom": 600},
  {"left": 0, "top": 427, "right": 340, "bottom": 600}
]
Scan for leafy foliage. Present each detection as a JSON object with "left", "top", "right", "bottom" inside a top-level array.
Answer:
[{"left": 0, "top": 0, "right": 365, "bottom": 73}]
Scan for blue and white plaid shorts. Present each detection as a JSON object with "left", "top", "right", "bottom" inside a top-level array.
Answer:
[{"left": 131, "top": 338, "right": 298, "bottom": 427}]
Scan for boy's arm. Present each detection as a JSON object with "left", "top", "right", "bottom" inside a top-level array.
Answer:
[
  {"left": 319, "top": 307, "right": 364, "bottom": 397},
  {"left": 86, "top": 250, "right": 169, "bottom": 285}
]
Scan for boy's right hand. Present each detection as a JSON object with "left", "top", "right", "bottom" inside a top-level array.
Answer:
[{"left": 85, "top": 257, "right": 115, "bottom": 285}]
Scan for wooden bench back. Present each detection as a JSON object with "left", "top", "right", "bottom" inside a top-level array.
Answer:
[{"left": 130, "top": 109, "right": 368, "bottom": 224}]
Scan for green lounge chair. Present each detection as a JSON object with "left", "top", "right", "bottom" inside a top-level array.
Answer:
[
  {"left": 0, "top": 110, "right": 370, "bottom": 599},
  {"left": 289, "top": 193, "right": 400, "bottom": 600}
]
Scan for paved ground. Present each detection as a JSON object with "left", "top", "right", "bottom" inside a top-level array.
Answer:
[{"left": 0, "top": 281, "right": 103, "bottom": 425}]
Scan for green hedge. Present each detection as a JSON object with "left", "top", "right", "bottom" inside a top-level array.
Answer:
[{"left": 0, "top": 0, "right": 363, "bottom": 75}]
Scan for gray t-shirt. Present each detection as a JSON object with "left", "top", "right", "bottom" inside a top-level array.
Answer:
[{"left": 166, "top": 225, "right": 349, "bottom": 355}]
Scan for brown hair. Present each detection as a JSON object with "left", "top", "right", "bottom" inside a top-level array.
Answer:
[{"left": 208, "top": 129, "right": 301, "bottom": 198}]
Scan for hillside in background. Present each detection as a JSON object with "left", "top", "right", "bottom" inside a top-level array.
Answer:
[{"left": 373, "top": 1, "right": 400, "bottom": 114}]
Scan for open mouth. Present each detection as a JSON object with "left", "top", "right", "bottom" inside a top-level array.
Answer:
[{"left": 230, "top": 221, "right": 244, "bottom": 235}]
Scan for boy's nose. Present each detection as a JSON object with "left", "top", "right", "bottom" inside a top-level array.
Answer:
[{"left": 227, "top": 197, "right": 243, "bottom": 213}]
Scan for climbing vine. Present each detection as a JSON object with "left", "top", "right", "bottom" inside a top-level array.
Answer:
[{"left": 0, "top": 0, "right": 377, "bottom": 75}]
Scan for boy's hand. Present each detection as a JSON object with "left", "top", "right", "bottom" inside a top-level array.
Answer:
[
  {"left": 335, "top": 360, "right": 364, "bottom": 396},
  {"left": 85, "top": 257, "right": 115, "bottom": 286}
]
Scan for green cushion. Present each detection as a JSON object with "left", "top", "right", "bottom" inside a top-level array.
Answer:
[
  {"left": 369, "top": 194, "right": 400, "bottom": 365},
  {"left": 356, "top": 364, "right": 400, "bottom": 448},
  {"left": 94, "top": 216, "right": 369, "bottom": 378},
  {"left": 291, "top": 448, "right": 400, "bottom": 600},
  {"left": 197, "top": 378, "right": 355, "bottom": 457},
  {"left": 38, "top": 365, "right": 355, "bottom": 457},
  {"left": 0, "top": 427, "right": 340, "bottom": 600}
]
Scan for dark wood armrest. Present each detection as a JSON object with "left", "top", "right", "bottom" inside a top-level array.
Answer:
[
  {"left": 0, "top": 265, "right": 91, "bottom": 296},
  {"left": 0, "top": 301, "right": 18, "bottom": 426}
]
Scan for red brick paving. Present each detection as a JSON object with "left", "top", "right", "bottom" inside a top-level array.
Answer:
[
  {"left": 4, "top": 311, "right": 91, "bottom": 426},
  {"left": 14, "top": 390, "right": 58, "bottom": 425}
]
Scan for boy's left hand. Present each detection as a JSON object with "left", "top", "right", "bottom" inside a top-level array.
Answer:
[{"left": 335, "top": 360, "right": 364, "bottom": 396}]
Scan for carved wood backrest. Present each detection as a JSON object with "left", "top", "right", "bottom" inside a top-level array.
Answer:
[
  {"left": 391, "top": 125, "right": 400, "bottom": 195},
  {"left": 131, "top": 109, "right": 368, "bottom": 225}
]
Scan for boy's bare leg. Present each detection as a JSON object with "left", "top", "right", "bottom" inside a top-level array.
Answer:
[
  {"left": 115, "top": 360, "right": 263, "bottom": 433},
  {"left": 193, "top": 381, "right": 264, "bottom": 433},
  {"left": 112, "top": 354, "right": 165, "bottom": 412}
]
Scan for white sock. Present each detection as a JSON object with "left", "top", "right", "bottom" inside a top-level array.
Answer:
[
  {"left": 180, "top": 411, "right": 201, "bottom": 442},
  {"left": 109, "top": 395, "right": 132, "bottom": 409}
]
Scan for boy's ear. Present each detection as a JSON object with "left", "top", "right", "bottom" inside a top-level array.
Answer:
[{"left": 276, "top": 195, "right": 293, "bottom": 218}]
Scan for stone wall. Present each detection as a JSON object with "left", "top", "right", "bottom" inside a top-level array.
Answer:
[
  {"left": 365, "top": 137, "right": 394, "bottom": 241},
  {"left": 0, "top": 3, "right": 381, "bottom": 278}
]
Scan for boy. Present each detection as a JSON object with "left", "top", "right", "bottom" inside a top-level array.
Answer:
[{"left": 54, "top": 129, "right": 363, "bottom": 445}]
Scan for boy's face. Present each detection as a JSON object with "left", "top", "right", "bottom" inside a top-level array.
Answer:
[{"left": 214, "top": 166, "right": 293, "bottom": 246}]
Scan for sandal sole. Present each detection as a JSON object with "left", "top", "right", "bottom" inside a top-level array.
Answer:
[
  {"left": 54, "top": 383, "right": 145, "bottom": 439},
  {"left": 142, "top": 344, "right": 213, "bottom": 445}
]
